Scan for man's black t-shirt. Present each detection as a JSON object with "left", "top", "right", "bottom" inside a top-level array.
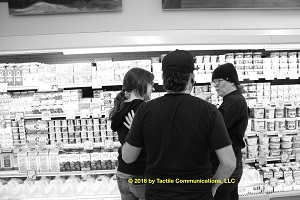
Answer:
[{"left": 125, "top": 93, "right": 232, "bottom": 200}]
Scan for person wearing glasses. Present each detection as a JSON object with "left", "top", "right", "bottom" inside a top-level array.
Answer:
[
  {"left": 208, "top": 63, "right": 248, "bottom": 200},
  {"left": 109, "top": 67, "right": 155, "bottom": 200},
  {"left": 121, "top": 50, "right": 236, "bottom": 200}
]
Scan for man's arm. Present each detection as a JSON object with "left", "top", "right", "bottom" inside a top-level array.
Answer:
[
  {"left": 211, "top": 145, "right": 236, "bottom": 196},
  {"left": 122, "top": 142, "right": 142, "bottom": 163}
]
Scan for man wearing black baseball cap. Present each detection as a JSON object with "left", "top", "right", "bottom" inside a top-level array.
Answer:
[
  {"left": 210, "top": 63, "right": 248, "bottom": 200},
  {"left": 122, "top": 50, "right": 236, "bottom": 200}
]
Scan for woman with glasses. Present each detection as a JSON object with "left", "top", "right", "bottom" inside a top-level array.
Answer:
[
  {"left": 109, "top": 67, "right": 155, "bottom": 200},
  {"left": 202, "top": 63, "right": 248, "bottom": 200}
]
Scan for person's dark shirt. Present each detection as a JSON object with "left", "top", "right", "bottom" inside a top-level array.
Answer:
[{"left": 111, "top": 99, "right": 146, "bottom": 176}]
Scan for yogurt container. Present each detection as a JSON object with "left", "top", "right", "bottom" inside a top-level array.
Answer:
[
  {"left": 269, "top": 143, "right": 281, "bottom": 150},
  {"left": 275, "top": 118, "right": 285, "bottom": 130},
  {"left": 292, "top": 143, "right": 300, "bottom": 149},
  {"left": 259, "top": 137, "right": 269, "bottom": 144},
  {"left": 265, "top": 119, "right": 275, "bottom": 131},
  {"left": 286, "top": 106, "right": 296, "bottom": 118},
  {"left": 258, "top": 144, "right": 269, "bottom": 151},
  {"left": 282, "top": 135, "right": 293, "bottom": 143},
  {"left": 282, "top": 149, "right": 292, "bottom": 156},
  {"left": 252, "top": 119, "right": 265, "bottom": 131},
  {"left": 275, "top": 107, "right": 285, "bottom": 118},
  {"left": 247, "top": 145, "right": 258, "bottom": 153},
  {"left": 254, "top": 107, "right": 265, "bottom": 119},
  {"left": 247, "top": 152, "right": 258, "bottom": 159},
  {"left": 292, "top": 148, "right": 300, "bottom": 155},
  {"left": 246, "top": 137, "right": 258, "bottom": 146},
  {"left": 270, "top": 137, "right": 281, "bottom": 143},
  {"left": 269, "top": 149, "right": 281, "bottom": 157},
  {"left": 296, "top": 107, "right": 300, "bottom": 117},
  {"left": 281, "top": 142, "right": 293, "bottom": 149},
  {"left": 286, "top": 118, "right": 296, "bottom": 130},
  {"left": 265, "top": 107, "right": 275, "bottom": 119}
]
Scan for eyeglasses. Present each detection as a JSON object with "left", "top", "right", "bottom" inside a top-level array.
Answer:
[
  {"left": 211, "top": 79, "right": 225, "bottom": 86},
  {"left": 149, "top": 81, "right": 154, "bottom": 87}
]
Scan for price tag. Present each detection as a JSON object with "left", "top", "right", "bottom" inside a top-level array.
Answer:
[
  {"left": 258, "top": 154, "right": 267, "bottom": 166},
  {"left": 281, "top": 152, "right": 290, "bottom": 163},
  {"left": 92, "top": 108, "right": 101, "bottom": 118},
  {"left": 92, "top": 79, "right": 102, "bottom": 89},
  {"left": 15, "top": 112, "right": 24, "bottom": 121},
  {"left": 275, "top": 101, "right": 284, "bottom": 107},
  {"left": 66, "top": 110, "right": 76, "bottom": 119},
  {"left": 0, "top": 83, "right": 8, "bottom": 93},
  {"left": 27, "top": 170, "right": 36, "bottom": 179},
  {"left": 38, "top": 82, "right": 58, "bottom": 92},
  {"left": 296, "top": 153, "right": 300, "bottom": 162},
  {"left": 80, "top": 109, "right": 90, "bottom": 119},
  {"left": 270, "top": 177, "right": 278, "bottom": 187},
  {"left": 41, "top": 111, "right": 51, "bottom": 121},
  {"left": 83, "top": 140, "right": 93, "bottom": 150}
]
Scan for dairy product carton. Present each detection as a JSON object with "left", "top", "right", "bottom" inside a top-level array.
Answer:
[
  {"left": 49, "top": 150, "right": 60, "bottom": 172},
  {"left": 80, "top": 151, "right": 91, "bottom": 171},
  {"left": 0, "top": 65, "right": 6, "bottom": 83},
  {"left": 38, "top": 150, "right": 49, "bottom": 172},
  {"left": 27, "top": 151, "right": 39, "bottom": 171},
  {"left": 5, "top": 65, "right": 14, "bottom": 86},
  {"left": 14, "top": 65, "right": 23, "bottom": 86}
]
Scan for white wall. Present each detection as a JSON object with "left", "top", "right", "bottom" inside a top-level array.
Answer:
[{"left": 1, "top": 0, "right": 300, "bottom": 52}]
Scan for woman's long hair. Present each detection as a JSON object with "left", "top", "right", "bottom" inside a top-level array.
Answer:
[{"left": 109, "top": 68, "right": 154, "bottom": 120}]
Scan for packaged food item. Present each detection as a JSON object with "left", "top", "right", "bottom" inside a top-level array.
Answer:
[
  {"left": 59, "top": 152, "right": 71, "bottom": 172},
  {"left": 17, "top": 151, "right": 28, "bottom": 172},
  {"left": 270, "top": 137, "right": 281, "bottom": 143},
  {"left": 269, "top": 143, "right": 281, "bottom": 150},
  {"left": 27, "top": 151, "right": 38, "bottom": 171},
  {"left": 258, "top": 144, "right": 269, "bottom": 151},
  {"left": 265, "top": 107, "right": 275, "bottom": 119},
  {"left": 286, "top": 118, "right": 296, "bottom": 130},
  {"left": 275, "top": 118, "right": 285, "bottom": 130},
  {"left": 247, "top": 145, "right": 258, "bottom": 152},
  {"left": 80, "top": 151, "right": 91, "bottom": 171},
  {"left": 253, "top": 107, "right": 265, "bottom": 119},
  {"left": 275, "top": 107, "right": 285, "bottom": 118},
  {"left": 90, "top": 151, "right": 102, "bottom": 170},
  {"left": 258, "top": 137, "right": 269, "bottom": 144},
  {"left": 269, "top": 149, "right": 281, "bottom": 156},
  {"left": 246, "top": 137, "right": 258, "bottom": 145},
  {"left": 38, "top": 150, "right": 49, "bottom": 172},
  {"left": 282, "top": 136, "right": 293, "bottom": 143},
  {"left": 281, "top": 142, "right": 293, "bottom": 149},
  {"left": 286, "top": 106, "right": 296, "bottom": 118},
  {"left": 252, "top": 119, "right": 265, "bottom": 131},
  {"left": 69, "top": 152, "right": 81, "bottom": 171},
  {"left": 265, "top": 119, "right": 275, "bottom": 131}
]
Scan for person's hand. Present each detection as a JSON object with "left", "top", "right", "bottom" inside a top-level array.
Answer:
[
  {"left": 123, "top": 110, "right": 135, "bottom": 129},
  {"left": 196, "top": 92, "right": 212, "bottom": 101}
]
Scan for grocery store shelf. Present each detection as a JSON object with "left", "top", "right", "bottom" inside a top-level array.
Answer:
[
  {"left": 240, "top": 194, "right": 269, "bottom": 200},
  {"left": 244, "top": 155, "right": 295, "bottom": 164},
  {"left": 0, "top": 169, "right": 116, "bottom": 178},
  {"left": 270, "top": 190, "right": 300, "bottom": 198},
  {"left": 245, "top": 130, "right": 298, "bottom": 137},
  {"left": 7, "top": 86, "right": 39, "bottom": 91},
  {"left": 58, "top": 83, "right": 93, "bottom": 88}
]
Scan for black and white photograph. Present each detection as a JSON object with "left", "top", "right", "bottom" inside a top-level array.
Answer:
[{"left": 8, "top": 0, "right": 122, "bottom": 15}]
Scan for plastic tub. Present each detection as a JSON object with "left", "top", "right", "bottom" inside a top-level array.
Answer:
[
  {"left": 252, "top": 119, "right": 265, "bottom": 131},
  {"left": 258, "top": 144, "right": 269, "bottom": 151},
  {"left": 286, "top": 118, "right": 296, "bottom": 130},
  {"left": 265, "top": 107, "right": 275, "bottom": 119},
  {"left": 286, "top": 106, "right": 296, "bottom": 118},
  {"left": 282, "top": 136, "right": 293, "bottom": 143},
  {"left": 292, "top": 143, "right": 300, "bottom": 149},
  {"left": 253, "top": 107, "right": 265, "bottom": 119},
  {"left": 269, "top": 149, "right": 281, "bottom": 157},
  {"left": 259, "top": 137, "right": 269, "bottom": 144},
  {"left": 269, "top": 143, "right": 281, "bottom": 150},
  {"left": 265, "top": 119, "right": 275, "bottom": 131},
  {"left": 246, "top": 137, "right": 258, "bottom": 146},
  {"left": 247, "top": 145, "right": 258, "bottom": 153},
  {"left": 247, "top": 152, "right": 258, "bottom": 159},
  {"left": 281, "top": 142, "right": 293, "bottom": 149},
  {"left": 270, "top": 137, "right": 281, "bottom": 143},
  {"left": 275, "top": 107, "right": 285, "bottom": 118},
  {"left": 282, "top": 149, "right": 292, "bottom": 156}
]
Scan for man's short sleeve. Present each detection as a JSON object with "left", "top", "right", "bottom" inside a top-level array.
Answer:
[
  {"left": 210, "top": 108, "right": 232, "bottom": 150},
  {"left": 125, "top": 107, "right": 144, "bottom": 148}
]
